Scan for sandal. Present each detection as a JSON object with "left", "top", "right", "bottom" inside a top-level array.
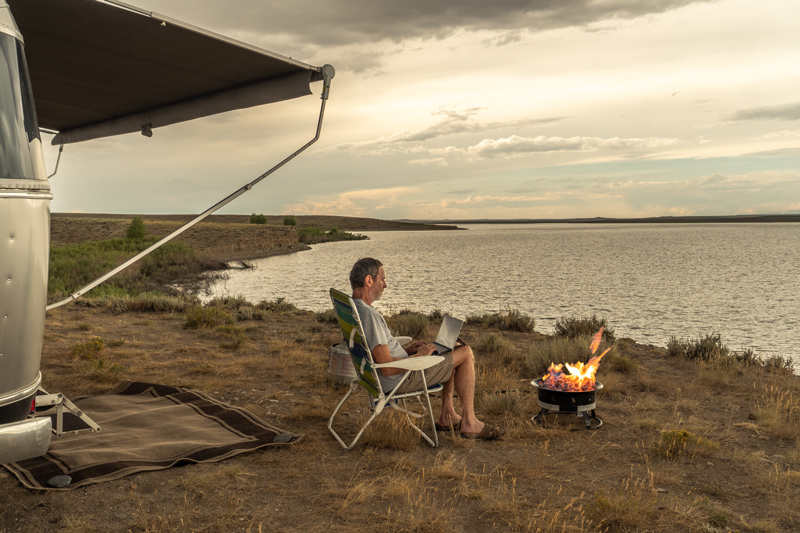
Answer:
[
  {"left": 460, "top": 424, "right": 505, "bottom": 440},
  {"left": 434, "top": 421, "right": 461, "bottom": 432}
]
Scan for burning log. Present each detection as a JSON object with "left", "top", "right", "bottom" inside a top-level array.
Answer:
[{"left": 539, "top": 327, "right": 610, "bottom": 392}]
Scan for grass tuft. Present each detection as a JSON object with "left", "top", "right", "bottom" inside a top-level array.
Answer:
[
  {"left": 653, "top": 429, "right": 720, "bottom": 459},
  {"left": 554, "top": 314, "right": 616, "bottom": 342},
  {"left": 361, "top": 413, "right": 421, "bottom": 451},
  {"left": 588, "top": 475, "right": 658, "bottom": 531}
]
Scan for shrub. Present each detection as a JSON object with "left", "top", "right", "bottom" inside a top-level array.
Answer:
[
  {"left": 78, "top": 356, "right": 124, "bottom": 383},
  {"left": 664, "top": 333, "right": 789, "bottom": 373},
  {"left": 314, "top": 309, "right": 338, "bottom": 324},
  {"left": 554, "top": 315, "right": 616, "bottom": 342},
  {"left": 71, "top": 337, "right": 104, "bottom": 358},
  {"left": 389, "top": 311, "right": 429, "bottom": 339},
  {"left": 250, "top": 213, "right": 267, "bottom": 224},
  {"left": 184, "top": 307, "right": 234, "bottom": 329},
  {"left": 667, "top": 333, "right": 728, "bottom": 362},
  {"left": 207, "top": 295, "right": 253, "bottom": 311},
  {"left": 476, "top": 333, "right": 509, "bottom": 357},
  {"left": 604, "top": 352, "right": 638, "bottom": 374},
  {"left": 125, "top": 217, "right": 146, "bottom": 240},
  {"left": 217, "top": 324, "right": 247, "bottom": 349},
  {"left": 466, "top": 309, "right": 534, "bottom": 332},
  {"left": 283, "top": 215, "right": 297, "bottom": 226},
  {"left": 761, "top": 354, "right": 795, "bottom": 374},
  {"left": 257, "top": 298, "right": 302, "bottom": 314},
  {"left": 426, "top": 309, "right": 445, "bottom": 321}
]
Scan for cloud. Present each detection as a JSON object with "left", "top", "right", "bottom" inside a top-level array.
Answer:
[
  {"left": 159, "top": 0, "right": 711, "bottom": 47},
  {"left": 467, "top": 135, "right": 681, "bottom": 157},
  {"left": 728, "top": 102, "right": 800, "bottom": 122},
  {"left": 408, "top": 158, "right": 449, "bottom": 166},
  {"left": 283, "top": 186, "right": 418, "bottom": 215},
  {"left": 325, "top": 108, "right": 565, "bottom": 158},
  {"left": 143, "top": 0, "right": 712, "bottom": 78}
]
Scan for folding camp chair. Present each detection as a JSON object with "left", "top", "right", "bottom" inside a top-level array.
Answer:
[{"left": 328, "top": 288, "right": 444, "bottom": 450}]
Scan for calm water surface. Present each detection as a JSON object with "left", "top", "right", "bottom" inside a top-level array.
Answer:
[{"left": 205, "top": 224, "right": 800, "bottom": 362}]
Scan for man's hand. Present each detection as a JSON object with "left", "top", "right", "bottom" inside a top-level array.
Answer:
[
  {"left": 404, "top": 340, "right": 427, "bottom": 354},
  {"left": 411, "top": 343, "right": 437, "bottom": 357}
]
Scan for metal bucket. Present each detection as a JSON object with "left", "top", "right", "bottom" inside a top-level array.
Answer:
[{"left": 328, "top": 343, "right": 357, "bottom": 384}]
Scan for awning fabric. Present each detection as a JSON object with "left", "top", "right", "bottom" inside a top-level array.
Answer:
[{"left": 7, "top": 0, "right": 322, "bottom": 144}]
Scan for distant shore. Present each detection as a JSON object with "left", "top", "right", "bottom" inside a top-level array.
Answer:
[
  {"left": 52, "top": 213, "right": 460, "bottom": 232},
  {"left": 398, "top": 213, "right": 800, "bottom": 225},
  {"left": 49, "top": 214, "right": 457, "bottom": 271}
]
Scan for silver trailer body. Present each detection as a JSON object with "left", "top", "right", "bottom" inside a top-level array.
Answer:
[
  {"left": 0, "top": 0, "right": 331, "bottom": 466},
  {"left": 0, "top": 1, "right": 52, "bottom": 463}
]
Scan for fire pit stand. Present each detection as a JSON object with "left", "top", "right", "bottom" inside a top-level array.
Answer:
[{"left": 530, "top": 379, "right": 603, "bottom": 430}]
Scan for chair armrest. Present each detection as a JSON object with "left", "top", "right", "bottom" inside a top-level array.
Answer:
[
  {"left": 396, "top": 336, "right": 412, "bottom": 346},
  {"left": 372, "top": 356, "right": 444, "bottom": 371}
]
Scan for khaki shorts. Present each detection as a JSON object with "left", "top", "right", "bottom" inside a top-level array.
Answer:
[{"left": 395, "top": 352, "right": 454, "bottom": 393}]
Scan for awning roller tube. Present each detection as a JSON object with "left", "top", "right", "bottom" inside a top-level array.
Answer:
[{"left": 53, "top": 70, "right": 313, "bottom": 145}]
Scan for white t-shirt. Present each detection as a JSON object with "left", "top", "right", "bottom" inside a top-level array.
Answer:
[{"left": 353, "top": 299, "right": 407, "bottom": 391}]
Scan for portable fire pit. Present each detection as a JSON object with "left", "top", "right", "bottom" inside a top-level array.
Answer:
[
  {"left": 530, "top": 327, "right": 609, "bottom": 430},
  {"left": 531, "top": 379, "right": 603, "bottom": 430}
]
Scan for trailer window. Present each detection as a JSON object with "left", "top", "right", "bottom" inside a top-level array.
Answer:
[{"left": 0, "top": 33, "right": 38, "bottom": 180}]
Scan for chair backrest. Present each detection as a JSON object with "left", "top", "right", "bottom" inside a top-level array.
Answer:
[{"left": 329, "top": 288, "right": 383, "bottom": 397}]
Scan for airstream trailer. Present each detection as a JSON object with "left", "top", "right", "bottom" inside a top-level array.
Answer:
[
  {"left": 0, "top": 1, "right": 52, "bottom": 464},
  {"left": 0, "top": 0, "right": 332, "bottom": 464}
]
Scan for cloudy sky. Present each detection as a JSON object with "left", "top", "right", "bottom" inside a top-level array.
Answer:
[{"left": 44, "top": 0, "right": 800, "bottom": 220}]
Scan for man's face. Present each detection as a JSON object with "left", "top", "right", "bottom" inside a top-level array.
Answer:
[{"left": 368, "top": 266, "right": 387, "bottom": 301}]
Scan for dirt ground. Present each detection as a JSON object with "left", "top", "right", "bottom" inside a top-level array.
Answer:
[{"left": 1, "top": 303, "right": 799, "bottom": 532}]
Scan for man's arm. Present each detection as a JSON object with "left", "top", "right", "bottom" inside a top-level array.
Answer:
[{"left": 372, "top": 343, "right": 437, "bottom": 377}]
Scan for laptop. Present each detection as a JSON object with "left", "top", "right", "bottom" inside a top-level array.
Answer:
[{"left": 432, "top": 316, "right": 464, "bottom": 355}]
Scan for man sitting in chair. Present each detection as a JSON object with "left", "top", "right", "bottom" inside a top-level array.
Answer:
[{"left": 350, "top": 257, "right": 505, "bottom": 440}]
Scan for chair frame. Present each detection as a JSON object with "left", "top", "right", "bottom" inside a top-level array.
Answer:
[{"left": 328, "top": 288, "right": 444, "bottom": 450}]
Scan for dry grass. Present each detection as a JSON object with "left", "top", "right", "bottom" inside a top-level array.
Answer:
[{"left": 2, "top": 304, "right": 800, "bottom": 533}]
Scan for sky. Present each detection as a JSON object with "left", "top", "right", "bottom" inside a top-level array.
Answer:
[{"left": 44, "top": 0, "right": 800, "bottom": 220}]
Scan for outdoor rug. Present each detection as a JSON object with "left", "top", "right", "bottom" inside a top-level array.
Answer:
[{"left": 4, "top": 381, "right": 301, "bottom": 490}]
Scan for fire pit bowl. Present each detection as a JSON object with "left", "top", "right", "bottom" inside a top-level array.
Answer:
[{"left": 530, "top": 379, "right": 603, "bottom": 430}]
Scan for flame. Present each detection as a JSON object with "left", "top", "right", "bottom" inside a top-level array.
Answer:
[{"left": 539, "top": 327, "right": 610, "bottom": 392}]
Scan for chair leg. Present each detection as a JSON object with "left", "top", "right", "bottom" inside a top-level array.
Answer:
[
  {"left": 328, "top": 383, "right": 382, "bottom": 450},
  {"left": 402, "top": 394, "right": 438, "bottom": 447}
]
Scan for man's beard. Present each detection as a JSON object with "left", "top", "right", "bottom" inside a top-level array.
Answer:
[{"left": 370, "top": 286, "right": 383, "bottom": 301}]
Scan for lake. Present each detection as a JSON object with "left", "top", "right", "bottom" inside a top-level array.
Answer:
[{"left": 204, "top": 223, "right": 800, "bottom": 363}]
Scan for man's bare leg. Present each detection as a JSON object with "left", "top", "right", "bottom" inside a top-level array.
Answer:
[
  {"left": 447, "top": 345, "right": 487, "bottom": 435},
  {"left": 437, "top": 372, "right": 460, "bottom": 428}
]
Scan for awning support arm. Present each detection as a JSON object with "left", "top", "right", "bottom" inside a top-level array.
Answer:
[
  {"left": 47, "top": 145, "right": 64, "bottom": 179},
  {"left": 46, "top": 65, "right": 335, "bottom": 311}
]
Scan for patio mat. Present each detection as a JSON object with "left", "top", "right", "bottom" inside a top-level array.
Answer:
[{"left": 4, "top": 381, "right": 301, "bottom": 490}]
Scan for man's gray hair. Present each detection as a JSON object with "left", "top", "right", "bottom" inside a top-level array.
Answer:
[{"left": 350, "top": 257, "right": 383, "bottom": 289}]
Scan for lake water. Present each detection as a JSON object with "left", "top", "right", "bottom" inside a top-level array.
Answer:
[{"left": 204, "top": 223, "right": 800, "bottom": 362}]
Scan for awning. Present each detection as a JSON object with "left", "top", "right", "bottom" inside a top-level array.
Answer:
[{"left": 7, "top": 0, "right": 324, "bottom": 144}]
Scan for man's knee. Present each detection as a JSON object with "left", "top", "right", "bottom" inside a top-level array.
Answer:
[{"left": 453, "top": 345, "right": 474, "bottom": 367}]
